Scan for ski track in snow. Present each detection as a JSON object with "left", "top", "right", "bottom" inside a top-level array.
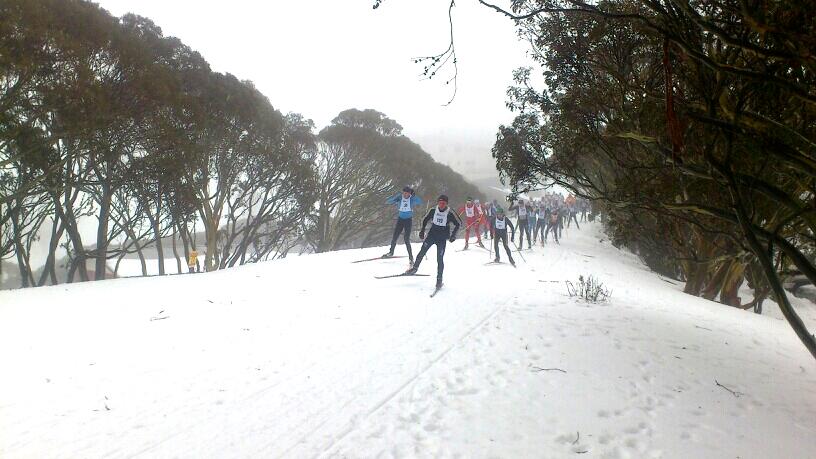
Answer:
[{"left": 1, "top": 222, "right": 815, "bottom": 458}]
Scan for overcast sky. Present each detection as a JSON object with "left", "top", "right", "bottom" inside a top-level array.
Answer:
[{"left": 94, "top": 0, "right": 532, "bottom": 182}]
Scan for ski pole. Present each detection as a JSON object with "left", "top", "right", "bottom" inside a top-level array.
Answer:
[{"left": 512, "top": 241, "right": 528, "bottom": 264}]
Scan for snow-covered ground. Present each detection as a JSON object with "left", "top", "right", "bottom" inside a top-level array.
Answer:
[{"left": 1, "top": 222, "right": 814, "bottom": 458}]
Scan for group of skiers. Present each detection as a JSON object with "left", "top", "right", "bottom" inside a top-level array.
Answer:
[{"left": 380, "top": 186, "right": 590, "bottom": 290}]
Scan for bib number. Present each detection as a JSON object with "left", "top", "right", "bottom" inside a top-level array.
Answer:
[
  {"left": 433, "top": 208, "right": 449, "bottom": 227},
  {"left": 399, "top": 197, "right": 411, "bottom": 213}
]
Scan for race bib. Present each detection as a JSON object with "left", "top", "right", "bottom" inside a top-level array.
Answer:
[
  {"left": 433, "top": 208, "right": 449, "bottom": 227},
  {"left": 465, "top": 206, "right": 475, "bottom": 218},
  {"left": 518, "top": 205, "right": 527, "bottom": 217},
  {"left": 399, "top": 197, "right": 411, "bottom": 213},
  {"left": 495, "top": 218, "right": 506, "bottom": 230}
]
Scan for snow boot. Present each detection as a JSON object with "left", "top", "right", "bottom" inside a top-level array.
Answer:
[
  {"left": 494, "top": 257, "right": 500, "bottom": 263},
  {"left": 436, "top": 278, "right": 443, "bottom": 289},
  {"left": 381, "top": 251, "right": 394, "bottom": 259},
  {"left": 405, "top": 266, "right": 418, "bottom": 275}
]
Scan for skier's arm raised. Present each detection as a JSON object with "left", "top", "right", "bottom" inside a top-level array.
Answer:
[{"left": 385, "top": 193, "right": 400, "bottom": 205}]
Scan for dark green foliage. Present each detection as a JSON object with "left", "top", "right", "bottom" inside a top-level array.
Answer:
[{"left": 488, "top": 0, "right": 816, "bottom": 357}]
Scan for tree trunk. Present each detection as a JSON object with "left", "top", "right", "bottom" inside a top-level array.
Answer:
[
  {"left": 10, "top": 206, "right": 29, "bottom": 288},
  {"left": 179, "top": 222, "right": 191, "bottom": 266},
  {"left": 51, "top": 191, "right": 89, "bottom": 282},
  {"left": 204, "top": 216, "right": 219, "bottom": 271},
  {"left": 720, "top": 261, "right": 746, "bottom": 307},
  {"left": 701, "top": 261, "right": 729, "bottom": 300},
  {"left": 172, "top": 226, "right": 182, "bottom": 274},
  {"left": 729, "top": 180, "right": 816, "bottom": 360},
  {"left": 95, "top": 181, "right": 113, "bottom": 281},
  {"left": 150, "top": 215, "right": 165, "bottom": 275},
  {"left": 38, "top": 215, "right": 66, "bottom": 287}
]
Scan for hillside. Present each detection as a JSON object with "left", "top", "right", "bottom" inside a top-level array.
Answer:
[{"left": 1, "top": 222, "right": 814, "bottom": 458}]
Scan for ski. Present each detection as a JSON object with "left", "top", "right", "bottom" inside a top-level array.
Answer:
[
  {"left": 374, "top": 273, "right": 431, "bottom": 279},
  {"left": 352, "top": 255, "right": 407, "bottom": 264},
  {"left": 485, "top": 261, "right": 517, "bottom": 268},
  {"left": 430, "top": 285, "right": 443, "bottom": 297}
]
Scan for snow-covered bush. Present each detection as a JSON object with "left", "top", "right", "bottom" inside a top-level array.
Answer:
[{"left": 566, "top": 275, "right": 611, "bottom": 303}]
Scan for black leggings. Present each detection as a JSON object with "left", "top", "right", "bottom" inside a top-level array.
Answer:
[
  {"left": 414, "top": 233, "right": 447, "bottom": 281},
  {"left": 517, "top": 218, "right": 531, "bottom": 247},
  {"left": 545, "top": 221, "right": 559, "bottom": 242},
  {"left": 389, "top": 217, "right": 413, "bottom": 259},
  {"left": 535, "top": 220, "right": 546, "bottom": 242},
  {"left": 494, "top": 231, "right": 514, "bottom": 263},
  {"left": 567, "top": 212, "right": 580, "bottom": 229}
]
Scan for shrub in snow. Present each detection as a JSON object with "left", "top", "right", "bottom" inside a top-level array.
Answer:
[{"left": 566, "top": 275, "right": 611, "bottom": 303}]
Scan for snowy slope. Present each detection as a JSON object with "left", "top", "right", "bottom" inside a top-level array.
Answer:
[{"left": 1, "top": 222, "right": 814, "bottom": 458}]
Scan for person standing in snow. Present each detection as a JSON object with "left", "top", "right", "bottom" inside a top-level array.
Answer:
[
  {"left": 509, "top": 199, "right": 533, "bottom": 249},
  {"left": 565, "top": 193, "right": 580, "bottom": 229},
  {"left": 545, "top": 206, "right": 560, "bottom": 243},
  {"left": 475, "top": 199, "right": 490, "bottom": 240},
  {"left": 492, "top": 207, "right": 516, "bottom": 266},
  {"left": 405, "top": 194, "right": 461, "bottom": 289},
  {"left": 458, "top": 197, "right": 485, "bottom": 250},
  {"left": 528, "top": 200, "right": 538, "bottom": 244},
  {"left": 187, "top": 250, "right": 198, "bottom": 273},
  {"left": 484, "top": 199, "right": 497, "bottom": 240},
  {"left": 383, "top": 186, "right": 423, "bottom": 264},
  {"left": 533, "top": 202, "right": 548, "bottom": 246}
]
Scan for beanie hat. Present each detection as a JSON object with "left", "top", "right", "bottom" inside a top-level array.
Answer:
[
  {"left": 437, "top": 194, "right": 449, "bottom": 203},
  {"left": 402, "top": 186, "right": 413, "bottom": 193}
]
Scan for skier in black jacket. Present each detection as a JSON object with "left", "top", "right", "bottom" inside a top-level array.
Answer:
[
  {"left": 405, "top": 194, "right": 461, "bottom": 288},
  {"left": 492, "top": 207, "right": 516, "bottom": 266}
]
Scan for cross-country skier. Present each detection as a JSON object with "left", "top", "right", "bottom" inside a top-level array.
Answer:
[
  {"left": 529, "top": 201, "right": 538, "bottom": 244},
  {"left": 566, "top": 193, "right": 580, "bottom": 229},
  {"left": 509, "top": 199, "right": 533, "bottom": 249},
  {"left": 383, "top": 186, "right": 423, "bottom": 263},
  {"left": 405, "top": 194, "right": 461, "bottom": 289},
  {"left": 475, "top": 199, "right": 490, "bottom": 240},
  {"left": 533, "top": 202, "right": 548, "bottom": 245},
  {"left": 485, "top": 199, "right": 498, "bottom": 239},
  {"left": 492, "top": 207, "right": 516, "bottom": 266},
  {"left": 458, "top": 197, "right": 484, "bottom": 250},
  {"left": 545, "top": 206, "right": 560, "bottom": 243}
]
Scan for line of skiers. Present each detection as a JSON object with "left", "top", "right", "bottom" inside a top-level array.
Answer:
[{"left": 380, "top": 187, "right": 589, "bottom": 288}]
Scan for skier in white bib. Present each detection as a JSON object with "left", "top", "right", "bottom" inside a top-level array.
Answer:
[
  {"left": 457, "top": 197, "right": 485, "bottom": 250},
  {"left": 405, "top": 194, "right": 461, "bottom": 289},
  {"left": 383, "top": 186, "right": 423, "bottom": 263},
  {"left": 509, "top": 199, "right": 533, "bottom": 249},
  {"left": 492, "top": 207, "right": 516, "bottom": 266}
]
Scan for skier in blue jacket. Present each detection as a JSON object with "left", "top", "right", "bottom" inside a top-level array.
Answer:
[{"left": 383, "top": 186, "right": 423, "bottom": 263}]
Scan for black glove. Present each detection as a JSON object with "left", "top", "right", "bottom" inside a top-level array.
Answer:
[
  {"left": 448, "top": 234, "right": 456, "bottom": 243},
  {"left": 419, "top": 231, "right": 425, "bottom": 240}
]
